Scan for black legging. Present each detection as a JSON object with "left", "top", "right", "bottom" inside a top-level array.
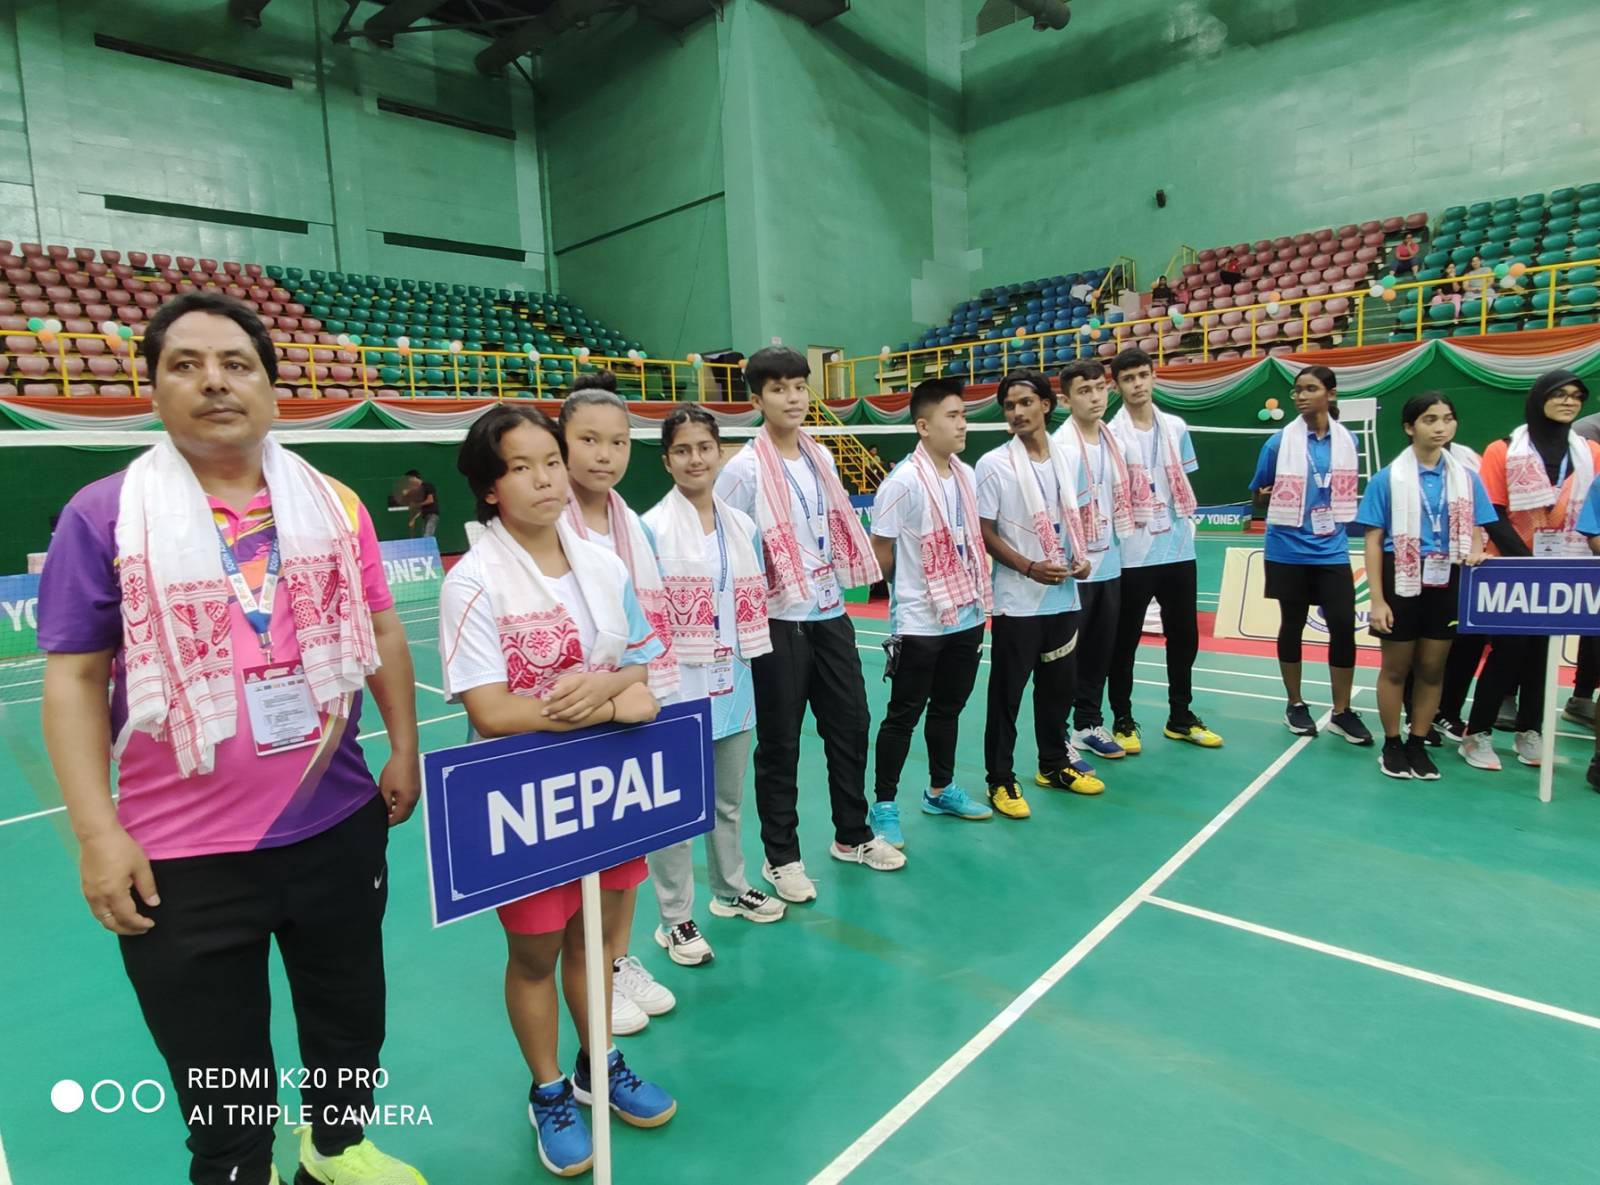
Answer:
[
  {"left": 1466, "top": 635, "right": 1549, "bottom": 734},
  {"left": 1276, "top": 596, "right": 1356, "bottom": 667}
]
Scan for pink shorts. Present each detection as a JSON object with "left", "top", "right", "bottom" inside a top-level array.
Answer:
[{"left": 496, "top": 857, "right": 649, "bottom": 936}]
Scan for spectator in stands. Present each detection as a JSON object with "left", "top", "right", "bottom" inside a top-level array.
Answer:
[
  {"left": 1151, "top": 275, "right": 1176, "bottom": 305},
  {"left": 1432, "top": 262, "right": 1465, "bottom": 317},
  {"left": 1357, "top": 392, "right": 1495, "bottom": 780},
  {"left": 1465, "top": 254, "right": 1495, "bottom": 300},
  {"left": 1220, "top": 253, "right": 1243, "bottom": 286},
  {"left": 1459, "top": 370, "right": 1598, "bottom": 772},
  {"left": 1393, "top": 233, "right": 1421, "bottom": 278},
  {"left": 39, "top": 292, "right": 427, "bottom": 1185}
]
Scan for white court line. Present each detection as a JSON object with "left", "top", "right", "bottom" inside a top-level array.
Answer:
[
  {"left": 1145, "top": 895, "right": 1600, "bottom": 1033},
  {"left": 806, "top": 714, "right": 1329, "bottom": 1185},
  {"left": 414, "top": 680, "right": 448, "bottom": 697},
  {"left": 0, "top": 710, "right": 469, "bottom": 831}
]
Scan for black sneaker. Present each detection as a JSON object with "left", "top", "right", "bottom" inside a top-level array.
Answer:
[
  {"left": 1327, "top": 709, "right": 1374, "bottom": 746},
  {"left": 1378, "top": 739, "right": 1413, "bottom": 779},
  {"left": 1405, "top": 736, "right": 1440, "bottom": 780},
  {"left": 1588, "top": 757, "right": 1600, "bottom": 793},
  {"left": 1436, "top": 715, "right": 1467, "bottom": 743},
  {"left": 1284, "top": 702, "right": 1318, "bottom": 736}
]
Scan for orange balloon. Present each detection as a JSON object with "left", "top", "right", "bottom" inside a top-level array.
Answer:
[
  {"left": 1382, "top": 288, "right": 1397, "bottom": 301},
  {"left": 1509, "top": 261, "right": 1527, "bottom": 277},
  {"left": 1264, "top": 397, "right": 1279, "bottom": 410}
]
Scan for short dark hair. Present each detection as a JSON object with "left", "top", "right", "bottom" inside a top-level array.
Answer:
[
  {"left": 1401, "top": 391, "right": 1456, "bottom": 428},
  {"left": 1109, "top": 348, "right": 1154, "bottom": 379},
  {"left": 997, "top": 368, "right": 1055, "bottom": 412},
  {"left": 458, "top": 405, "right": 564, "bottom": 523},
  {"left": 572, "top": 368, "right": 619, "bottom": 393},
  {"left": 909, "top": 377, "right": 964, "bottom": 426},
  {"left": 142, "top": 291, "right": 278, "bottom": 384},
  {"left": 1056, "top": 360, "right": 1104, "bottom": 395},
  {"left": 1296, "top": 364, "right": 1338, "bottom": 392},
  {"left": 405, "top": 469, "right": 422, "bottom": 478},
  {"left": 743, "top": 346, "right": 809, "bottom": 397},
  {"left": 661, "top": 403, "right": 720, "bottom": 451}
]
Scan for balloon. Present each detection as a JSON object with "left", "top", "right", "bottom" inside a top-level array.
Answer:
[
  {"left": 627, "top": 348, "right": 641, "bottom": 360},
  {"left": 1088, "top": 317, "right": 1102, "bottom": 329},
  {"left": 577, "top": 346, "right": 591, "bottom": 359},
  {"left": 1265, "top": 301, "right": 1281, "bottom": 315},
  {"left": 1382, "top": 288, "right": 1397, "bottom": 301},
  {"left": 692, "top": 354, "right": 704, "bottom": 368},
  {"left": 1498, "top": 274, "right": 1518, "bottom": 289},
  {"left": 336, "top": 334, "right": 351, "bottom": 347},
  {"left": 118, "top": 325, "right": 133, "bottom": 339},
  {"left": 1267, "top": 290, "right": 1282, "bottom": 303},
  {"left": 1257, "top": 408, "right": 1272, "bottom": 421},
  {"left": 1381, "top": 274, "right": 1398, "bottom": 289},
  {"left": 448, "top": 339, "right": 463, "bottom": 353},
  {"left": 348, "top": 335, "right": 362, "bottom": 347},
  {"left": 43, "top": 318, "right": 62, "bottom": 333},
  {"left": 1270, "top": 407, "right": 1285, "bottom": 421},
  {"left": 1077, "top": 324, "right": 1091, "bottom": 336},
  {"left": 1264, "top": 398, "right": 1279, "bottom": 410},
  {"left": 1369, "top": 283, "right": 1385, "bottom": 298},
  {"left": 1171, "top": 309, "right": 1185, "bottom": 327},
  {"left": 527, "top": 348, "right": 541, "bottom": 363},
  {"left": 879, "top": 345, "right": 892, "bottom": 357},
  {"left": 25, "top": 317, "right": 42, "bottom": 332},
  {"left": 1509, "top": 261, "right": 1527, "bottom": 277},
  {"left": 1494, "top": 262, "right": 1511, "bottom": 279},
  {"left": 100, "top": 320, "right": 120, "bottom": 337},
  {"left": 395, "top": 335, "right": 410, "bottom": 350}
]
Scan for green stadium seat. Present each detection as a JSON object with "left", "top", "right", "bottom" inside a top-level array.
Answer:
[
  {"left": 1552, "top": 187, "right": 1578, "bottom": 203},
  {"left": 1514, "top": 220, "right": 1544, "bottom": 239},
  {"left": 1577, "top": 212, "right": 1600, "bottom": 232},
  {"left": 1451, "top": 325, "right": 1482, "bottom": 338},
  {"left": 1492, "top": 197, "right": 1517, "bottom": 213},
  {"left": 265, "top": 265, "right": 284, "bottom": 279},
  {"left": 1468, "top": 202, "right": 1492, "bottom": 217},
  {"left": 1544, "top": 232, "right": 1571, "bottom": 251},
  {"left": 1432, "top": 233, "right": 1458, "bottom": 251},
  {"left": 1550, "top": 202, "right": 1577, "bottom": 222},
  {"left": 1565, "top": 285, "right": 1599, "bottom": 310},
  {"left": 1537, "top": 250, "right": 1569, "bottom": 267},
  {"left": 1459, "top": 300, "right": 1485, "bottom": 321},
  {"left": 1508, "top": 237, "right": 1539, "bottom": 257},
  {"left": 1417, "top": 267, "right": 1445, "bottom": 282},
  {"left": 310, "top": 270, "right": 326, "bottom": 282},
  {"left": 1559, "top": 314, "right": 1598, "bottom": 326},
  {"left": 1575, "top": 229, "right": 1600, "bottom": 249},
  {"left": 285, "top": 267, "right": 304, "bottom": 281},
  {"left": 1568, "top": 265, "right": 1600, "bottom": 285},
  {"left": 1427, "top": 303, "right": 1457, "bottom": 324},
  {"left": 1479, "top": 242, "right": 1509, "bottom": 260},
  {"left": 1487, "top": 322, "right": 1521, "bottom": 334},
  {"left": 1422, "top": 327, "right": 1450, "bottom": 340},
  {"left": 1519, "top": 192, "right": 1546, "bottom": 208},
  {"left": 1492, "top": 295, "right": 1527, "bottom": 316},
  {"left": 1443, "top": 205, "right": 1467, "bottom": 219},
  {"left": 1450, "top": 247, "right": 1477, "bottom": 266}
]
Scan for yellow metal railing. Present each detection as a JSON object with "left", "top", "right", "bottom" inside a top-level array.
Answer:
[
  {"left": 823, "top": 255, "right": 1600, "bottom": 394},
  {"left": 805, "top": 384, "right": 885, "bottom": 494},
  {"left": 0, "top": 329, "right": 748, "bottom": 403}
]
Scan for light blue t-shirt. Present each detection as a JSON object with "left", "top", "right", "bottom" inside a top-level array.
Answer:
[
  {"left": 1249, "top": 430, "right": 1354, "bottom": 566},
  {"left": 1578, "top": 475, "right": 1600, "bottom": 537},
  {"left": 1354, "top": 459, "right": 1498, "bottom": 554},
  {"left": 714, "top": 441, "right": 846, "bottom": 623},
  {"left": 1118, "top": 417, "right": 1199, "bottom": 569}
]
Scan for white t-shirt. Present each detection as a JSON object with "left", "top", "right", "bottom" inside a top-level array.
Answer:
[
  {"left": 714, "top": 442, "right": 846, "bottom": 622},
  {"left": 871, "top": 460, "right": 984, "bottom": 637},
  {"left": 1052, "top": 422, "right": 1122, "bottom": 583},
  {"left": 974, "top": 444, "right": 1084, "bottom": 618},
  {"left": 1116, "top": 414, "right": 1199, "bottom": 569}
]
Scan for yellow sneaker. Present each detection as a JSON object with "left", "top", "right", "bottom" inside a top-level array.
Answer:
[
  {"left": 1163, "top": 714, "right": 1224, "bottom": 748},
  {"left": 1034, "top": 767, "right": 1106, "bottom": 796},
  {"left": 987, "top": 782, "right": 1031, "bottom": 819},
  {"left": 295, "top": 1127, "right": 427, "bottom": 1184},
  {"left": 1112, "top": 717, "right": 1142, "bottom": 755}
]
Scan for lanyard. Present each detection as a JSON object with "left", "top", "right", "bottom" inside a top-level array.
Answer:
[
  {"left": 782, "top": 454, "right": 828, "bottom": 554},
  {"left": 1030, "top": 458, "right": 1061, "bottom": 522},
  {"left": 712, "top": 508, "right": 729, "bottom": 630},
  {"left": 1140, "top": 427, "right": 1161, "bottom": 493},
  {"left": 216, "top": 523, "right": 279, "bottom": 657},
  {"left": 1307, "top": 433, "right": 1332, "bottom": 498},
  {"left": 1422, "top": 472, "right": 1447, "bottom": 546},
  {"left": 940, "top": 474, "right": 966, "bottom": 557}
]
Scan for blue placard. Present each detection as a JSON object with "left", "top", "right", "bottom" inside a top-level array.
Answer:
[
  {"left": 0, "top": 572, "right": 41, "bottom": 660},
  {"left": 1457, "top": 557, "right": 1600, "bottom": 636},
  {"left": 378, "top": 537, "right": 443, "bottom": 606},
  {"left": 422, "top": 698, "right": 715, "bottom": 926}
]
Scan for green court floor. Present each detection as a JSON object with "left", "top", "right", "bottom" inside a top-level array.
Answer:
[{"left": 3, "top": 540, "right": 1600, "bottom": 1184}]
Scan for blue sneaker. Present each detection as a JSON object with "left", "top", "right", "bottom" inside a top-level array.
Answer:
[
  {"left": 573, "top": 1048, "right": 677, "bottom": 1129},
  {"left": 1064, "top": 743, "right": 1096, "bottom": 776},
  {"left": 529, "top": 1078, "right": 593, "bottom": 1178},
  {"left": 1072, "top": 725, "right": 1126, "bottom": 760},
  {"left": 921, "top": 784, "right": 993, "bottom": 820},
  {"left": 868, "top": 800, "right": 905, "bottom": 848}
]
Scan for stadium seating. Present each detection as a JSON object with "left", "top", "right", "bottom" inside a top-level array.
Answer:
[
  {"left": 0, "top": 238, "right": 644, "bottom": 398},
  {"left": 907, "top": 268, "right": 1113, "bottom": 380}
]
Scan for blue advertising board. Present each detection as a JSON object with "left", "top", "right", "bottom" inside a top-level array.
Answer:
[
  {"left": 1457, "top": 557, "right": 1600, "bottom": 637},
  {"left": 0, "top": 572, "right": 40, "bottom": 661},
  {"left": 422, "top": 699, "right": 715, "bottom": 925},
  {"left": 378, "top": 537, "right": 443, "bottom": 606}
]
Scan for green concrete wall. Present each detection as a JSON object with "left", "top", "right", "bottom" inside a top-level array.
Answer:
[
  {"left": 963, "top": 0, "right": 1600, "bottom": 291},
  {"left": 0, "top": 0, "right": 546, "bottom": 290}
]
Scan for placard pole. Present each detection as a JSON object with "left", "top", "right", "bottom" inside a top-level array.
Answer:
[
  {"left": 1539, "top": 637, "right": 1562, "bottom": 804},
  {"left": 580, "top": 873, "right": 612, "bottom": 1183}
]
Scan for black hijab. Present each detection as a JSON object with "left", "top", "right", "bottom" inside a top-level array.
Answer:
[{"left": 1522, "top": 368, "right": 1590, "bottom": 482}]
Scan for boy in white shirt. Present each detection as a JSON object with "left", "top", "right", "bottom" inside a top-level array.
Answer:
[
  {"left": 867, "top": 378, "right": 995, "bottom": 847},
  {"left": 715, "top": 347, "right": 904, "bottom": 905}
]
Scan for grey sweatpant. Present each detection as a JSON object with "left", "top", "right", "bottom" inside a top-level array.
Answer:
[{"left": 648, "top": 729, "right": 754, "bottom": 926}]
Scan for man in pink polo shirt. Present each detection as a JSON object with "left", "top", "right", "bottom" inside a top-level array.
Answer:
[{"left": 40, "top": 293, "right": 426, "bottom": 1185}]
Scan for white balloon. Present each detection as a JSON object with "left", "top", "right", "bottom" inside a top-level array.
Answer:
[
  {"left": 627, "top": 348, "right": 641, "bottom": 360},
  {"left": 1368, "top": 284, "right": 1385, "bottom": 298},
  {"left": 336, "top": 334, "right": 351, "bottom": 347},
  {"left": 879, "top": 345, "right": 892, "bottom": 357},
  {"left": 101, "top": 320, "right": 120, "bottom": 337},
  {"left": 448, "top": 339, "right": 463, "bottom": 353},
  {"left": 1265, "top": 302, "right": 1281, "bottom": 315},
  {"left": 527, "top": 348, "right": 541, "bottom": 362},
  {"left": 43, "top": 318, "right": 62, "bottom": 333},
  {"left": 1270, "top": 407, "right": 1285, "bottom": 420},
  {"left": 395, "top": 335, "right": 410, "bottom": 349}
]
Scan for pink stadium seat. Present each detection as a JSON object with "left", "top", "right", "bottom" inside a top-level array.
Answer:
[
  {"left": 245, "top": 263, "right": 263, "bottom": 278},
  {"left": 20, "top": 242, "right": 41, "bottom": 256},
  {"left": 1258, "top": 321, "right": 1281, "bottom": 341},
  {"left": 1320, "top": 267, "right": 1342, "bottom": 282},
  {"left": 1160, "top": 334, "right": 1183, "bottom": 353},
  {"left": 63, "top": 318, "right": 93, "bottom": 334},
  {"left": 84, "top": 303, "right": 112, "bottom": 320},
  {"left": 87, "top": 356, "right": 120, "bottom": 378},
  {"left": 1199, "top": 313, "right": 1219, "bottom": 329},
  {"left": 1332, "top": 250, "right": 1354, "bottom": 265},
  {"left": 16, "top": 354, "right": 49, "bottom": 375},
  {"left": 1293, "top": 233, "right": 1313, "bottom": 247},
  {"left": 1138, "top": 336, "right": 1158, "bottom": 353},
  {"left": 1221, "top": 310, "right": 1243, "bottom": 326},
  {"left": 1326, "top": 296, "right": 1351, "bottom": 316},
  {"left": 1355, "top": 246, "right": 1378, "bottom": 263},
  {"left": 176, "top": 255, "right": 195, "bottom": 272},
  {"left": 1382, "top": 217, "right": 1403, "bottom": 234},
  {"left": 56, "top": 258, "right": 80, "bottom": 274},
  {"left": 65, "top": 273, "right": 92, "bottom": 290},
  {"left": 1214, "top": 295, "right": 1235, "bottom": 309},
  {"left": 152, "top": 253, "right": 172, "bottom": 268},
  {"left": 134, "top": 291, "right": 159, "bottom": 308},
  {"left": 73, "top": 247, "right": 95, "bottom": 263},
  {"left": 223, "top": 261, "right": 242, "bottom": 276},
  {"left": 1234, "top": 280, "right": 1255, "bottom": 295},
  {"left": 1232, "top": 242, "right": 1249, "bottom": 255},
  {"left": 1253, "top": 239, "right": 1271, "bottom": 253},
  {"left": 52, "top": 302, "right": 82, "bottom": 319},
  {"left": 99, "top": 383, "right": 133, "bottom": 396},
  {"left": 1405, "top": 211, "right": 1427, "bottom": 230},
  {"left": 1362, "top": 232, "right": 1385, "bottom": 248},
  {"left": 1311, "top": 253, "right": 1330, "bottom": 269},
  {"left": 1294, "top": 242, "right": 1315, "bottom": 258},
  {"left": 1314, "top": 227, "right": 1335, "bottom": 241},
  {"left": 1331, "top": 279, "right": 1357, "bottom": 294},
  {"left": 285, "top": 302, "right": 305, "bottom": 316},
  {"left": 1198, "top": 249, "right": 1216, "bottom": 263},
  {"left": 1310, "top": 315, "right": 1336, "bottom": 336},
  {"left": 1337, "top": 224, "right": 1358, "bottom": 238},
  {"left": 1359, "top": 221, "right": 1381, "bottom": 235},
  {"left": 199, "top": 258, "right": 218, "bottom": 273},
  {"left": 15, "top": 283, "right": 41, "bottom": 299},
  {"left": 105, "top": 289, "right": 131, "bottom": 305},
  {"left": 3, "top": 334, "right": 37, "bottom": 353},
  {"left": 1306, "top": 282, "right": 1331, "bottom": 297},
  {"left": 20, "top": 299, "right": 47, "bottom": 317},
  {"left": 117, "top": 306, "right": 144, "bottom": 325},
  {"left": 1272, "top": 236, "right": 1292, "bottom": 250},
  {"left": 0, "top": 300, "right": 13, "bottom": 316},
  {"left": 1096, "top": 342, "right": 1115, "bottom": 358},
  {"left": 127, "top": 251, "right": 147, "bottom": 267},
  {"left": 151, "top": 280, "right": 173, "bottom": 295},
  {"left": 44, "top": 284, "right": 70, "bottom": 300},
  {"left": 1303, "top": 300, "right": 1324, "bottom": 317},
  {"left": 1244, "top": 264, "right": 1265, "bottom": 280},
  {"left": 1275, "top": 246, "right": 1295, "bottom": 262},
  {"left": 77, "top": 335, "right": 105, "bottom": 355},
  {"left": 1215, "top": 350, "right": 1241, "bottom": 361},
  {"left": 46, "top": 244, "right": 68, "bottom": 259},
  {"left": 1230, "top": 326, "right": 1252, "bottom": 345},
  {"left": 1344, "top": 263, "right": 1367, "bottom": 279},
  {"left": 1266, "top": 260, "right": 1288, "bottom": 277},
  {"left": 1181, "top": 263, "right": 1201, "bottom": 278},
  {"left": 1283, "top": 319, "right": 1304, "bottom": 338}
]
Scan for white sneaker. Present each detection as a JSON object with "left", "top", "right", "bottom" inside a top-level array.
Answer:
[
  {"left": 708, "top": 888, "right": 787, "bottom": 923},
  {"left": 1513, "top": 729, "right": 1542, "bottom": 767},
  {"left": 829, "top": 835, "right": 907, "bottom": 871},
  {"left": 654, "top": 920, "right": 715, "bottom": 966},
  {"left": 1459, "top": 732, "right": 1502, "bottom": 771},
  {"left": 762, "top": 859, "right": 818, "bottom": 903},
  {"left": 611, "top": 984, "right": 649, "bottom": 1036},
  {"left": 613, "top": 954, "right": 676, "bottom": 1016}
]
